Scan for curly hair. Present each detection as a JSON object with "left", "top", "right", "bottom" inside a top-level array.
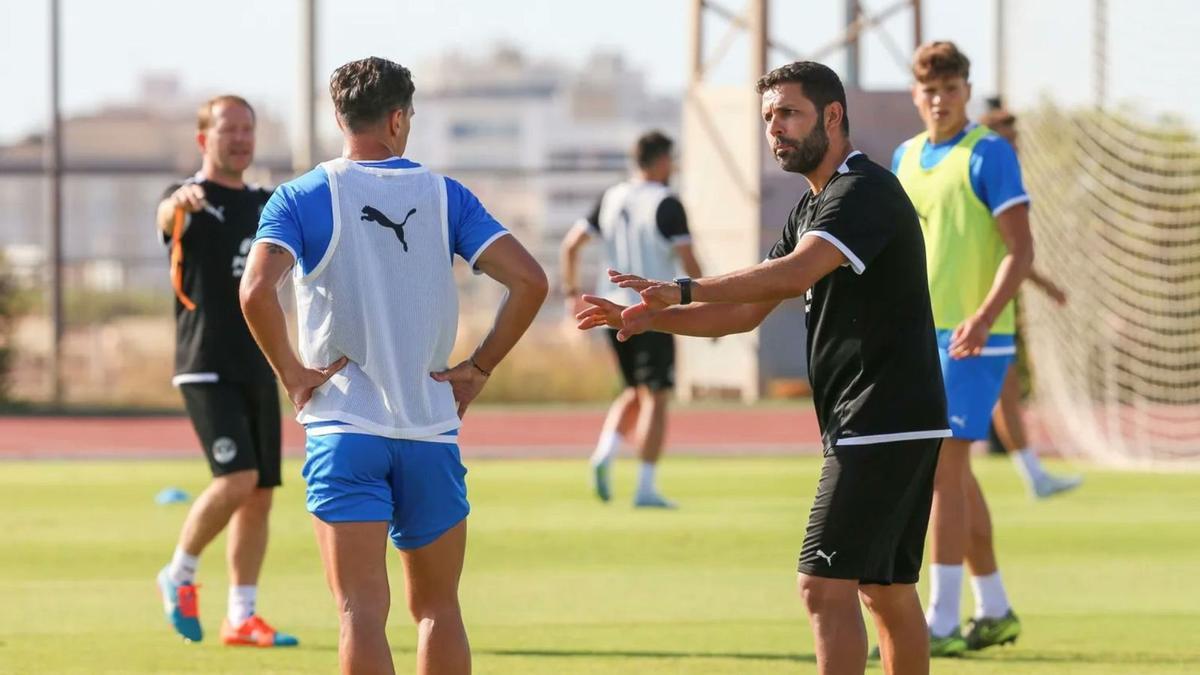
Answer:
[{"left": 329, "top": 57, "right": 416, "bottom": 133}]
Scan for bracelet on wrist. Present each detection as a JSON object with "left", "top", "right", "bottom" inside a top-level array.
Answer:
[{"left": 469, "top": 357, "right": 492, "bottom": 377}]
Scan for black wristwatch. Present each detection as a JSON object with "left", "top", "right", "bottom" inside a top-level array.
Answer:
[{"left": 674, "top": 277, "right": 693, "bottom": 305}]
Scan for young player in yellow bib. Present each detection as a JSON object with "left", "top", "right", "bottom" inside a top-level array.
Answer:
[{"left": 893, "top": 42, "right": 1031, "bottom": 655}]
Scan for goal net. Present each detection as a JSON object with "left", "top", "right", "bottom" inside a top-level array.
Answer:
[{"left": 1019, "top": 105, "right": 1200, "bottom": 468}]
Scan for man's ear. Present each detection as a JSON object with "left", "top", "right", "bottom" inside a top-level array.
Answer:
[
  {"left": 196, "top": 130, "right": 208, "bottom": 154},
  {"left": 826, "top": 102, "right": 844, "bottom": 133},
  {"left": 391, "top": 107, "right": 410, "bottom": 135}
]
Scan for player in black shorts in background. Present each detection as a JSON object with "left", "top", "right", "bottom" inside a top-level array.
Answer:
[
  {"left": 153, "top": 95, "right": 296, "bottom": 648},
  {"left": 560, "top": 131, "right": 702, "bottom": 508},
  {"left": 577, "top": 62, "right": 947, "bottom": 675}
]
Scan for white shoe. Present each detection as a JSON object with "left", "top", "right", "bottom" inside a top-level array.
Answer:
[
  {"left": 1032, "top": 472, "right": 1083, "bottom": 500},
  {"left": 634, "top": 492, "right": 677, "bottom": 509}
]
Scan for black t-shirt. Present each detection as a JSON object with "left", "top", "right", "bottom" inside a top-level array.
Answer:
[
  {"left": 767, "top": 153, "right": 948, "bottom": 450},
  {"left": 584, "top": 194, "right": 691, "bottom": 241},
  {"left": 161, "top": 177, "right": 275, "bottom": 383}
]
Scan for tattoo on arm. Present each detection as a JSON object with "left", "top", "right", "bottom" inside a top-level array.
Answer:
[{"left": 266, "top": 244, "right": 289, "bottom": 255}]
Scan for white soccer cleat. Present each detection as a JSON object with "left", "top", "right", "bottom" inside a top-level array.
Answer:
[{"left": 1032, "top": 472, "right": 1083, "bottom": 500}]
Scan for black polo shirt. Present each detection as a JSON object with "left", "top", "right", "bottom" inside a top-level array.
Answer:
[
  {"left": 767, "top": 152, "right": 948, "bottom": 450},
  {"left": 161, "top": 177, "right": 275, "bottom": 384}
]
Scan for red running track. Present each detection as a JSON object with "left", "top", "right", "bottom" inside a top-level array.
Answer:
[{"left": 0, "top": 406, "right": 824, "bottom": 460}]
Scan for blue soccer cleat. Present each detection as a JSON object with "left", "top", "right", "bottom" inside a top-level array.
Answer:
[
  {"left": 157, "top": 566, "right": 203, "bottom": 642},
  {"left": 592, "top": 461, "right": 612, "bottom": 502}
]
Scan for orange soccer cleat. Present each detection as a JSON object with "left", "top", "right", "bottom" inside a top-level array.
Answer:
[{"left": 220, "top": 615, "right": 299, "bottom": 648}]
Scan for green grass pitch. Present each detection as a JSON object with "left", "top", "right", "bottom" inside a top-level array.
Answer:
[{"left": 1, "top": 455, "right": 1198, "bottom": 673}]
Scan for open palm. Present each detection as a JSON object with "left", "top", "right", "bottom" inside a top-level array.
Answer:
[{"left": 576, "top": 295, "right": 656, "bottom": 341}]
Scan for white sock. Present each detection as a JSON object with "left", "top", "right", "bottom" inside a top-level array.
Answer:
[
  {"left": 926, "top": 563, "right": 964, "bottom": 637},
  {"left": 590, "top": 431, "right": 622, "bottom": 466},
  {"left": 636, "top": 461, "right": 657, "bottom": 497},
  {"left": 228, "top": 585, "right": 257, "bottom": 625},
  {"left": 1011, "top": 448, "right": 1047, "bottom": 484},
  {"left": 971, "top": 571, "right": 1011, "bottom": 619},
  {"left": 166, "top": 547, "right": 199, "bottom": 585}
]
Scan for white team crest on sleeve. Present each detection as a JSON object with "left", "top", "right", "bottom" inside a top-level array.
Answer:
[{"left": 232, "top": 238, "right": 253, "bottom": 278}]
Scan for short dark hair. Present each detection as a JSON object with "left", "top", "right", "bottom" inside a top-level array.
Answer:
[
  {"left": 755, "top": 61, "right": 849, "bottom": 134},
  {"left": 329, "top": 57, "right": 416, "bottom": 133},
  {"left": 633, "top": 131, "right": 673, "bottom": 169},
  {"left": 980, "top": 107, "right": 1016, "bottom": 129},
  {"left": 197, "top": 95, "right": 254, "bottom": 132},
  {"left": 912, "top": 41, "right": 971, "bottom": 83}
]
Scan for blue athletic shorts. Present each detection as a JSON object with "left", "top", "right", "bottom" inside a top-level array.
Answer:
[
  {"left": 937, "top": 330, "right": 1016, "bottom": 441},
  {"left": 301, "top": 430, "right": 470, "bottom": 550}
]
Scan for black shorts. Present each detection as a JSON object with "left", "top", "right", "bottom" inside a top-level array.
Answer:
[
  {"left": 606, "top": 329, "right": 675, "bottom": 391},
  {"left": 180, "top": 379, "right": 282, "bottom": 488},
  {"left": 797, "top": 438, "right": 941, "bottom": 585}
]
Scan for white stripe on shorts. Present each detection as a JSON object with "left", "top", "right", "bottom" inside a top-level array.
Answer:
[
  {"left": 836, "top": 428, "right": 953, "bottom": 446},
  {"left": 172, "top": 372, "right": 219, "bottom": 386},
  {"left": 978, "top": 345, "right": 1017, "bottom": 356}
]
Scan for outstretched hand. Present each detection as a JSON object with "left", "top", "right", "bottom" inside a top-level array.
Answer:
[
  {"left": 170, "top": 183, "right": 208, "bottom": 214},
  {"left": 575, "top": 294, "right": 657, "bottom": 342},
  {"left": 607, "top": 269, "right": 682, "bottom": 310},
  {"left": 574, "top": 295, "right": 625, "bottom": 331},
  {"left": 283, "top": 356, "right": 350, "bottom": 411},
  {"left": 430, "top": 359, "right": 490, "bottom": 418}
]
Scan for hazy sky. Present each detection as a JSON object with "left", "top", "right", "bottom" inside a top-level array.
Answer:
[{"left": 1, "top": 0, "right": 1196, "bottom": 143}]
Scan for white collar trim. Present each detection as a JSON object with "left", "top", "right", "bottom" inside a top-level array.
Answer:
[{"left": 836, "top": 150, "right": 865, "bottom": 174}]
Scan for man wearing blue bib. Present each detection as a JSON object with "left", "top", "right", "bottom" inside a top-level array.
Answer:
[{"left": 893, "top": 41, "right": 1033, "bottom": 656}]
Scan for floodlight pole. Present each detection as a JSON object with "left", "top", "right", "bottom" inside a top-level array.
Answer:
[
  {"left": 845, "top": 0, "right": 861, "bottom": 87},
  {"left": 46, "top": 0, "right": 64, "bottom": 405},
  {"left": 295, "top": 0, "right": 318, "bottom": 172},
  {"left": 995, "top": 0, "right": 1007, "bottom": 100},
  {"left": 750, "top": 0, "right": 767, "bottom": 79},
  {"left": 912, "top": 0, "right": 923, "bottom": 48},
  {"left": 1093, "top": 0, "right": 1107, "bottom": 108}
]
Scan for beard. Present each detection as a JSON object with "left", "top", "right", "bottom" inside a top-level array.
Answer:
[{"left": 773, "top": 121, "right": 830, "bottom": 174}]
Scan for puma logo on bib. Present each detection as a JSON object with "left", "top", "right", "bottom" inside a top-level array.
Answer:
[{"left": 360, "top": 205, "right": 416, "bottom": 252}]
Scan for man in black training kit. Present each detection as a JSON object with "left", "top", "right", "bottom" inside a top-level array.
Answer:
[
  {"left": 153, "top": 94, "right": 296, "bottom": 647},
  {"left": 577, "top": 62, "right": 948, "bottom": 675}
]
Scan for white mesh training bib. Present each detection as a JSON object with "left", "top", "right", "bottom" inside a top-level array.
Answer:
[
  {"left": 294, "top": 158, "right": 460, "bottom": 438},
  {"left": 594, "top": 180, "right": 680, "bottom": 306}
]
